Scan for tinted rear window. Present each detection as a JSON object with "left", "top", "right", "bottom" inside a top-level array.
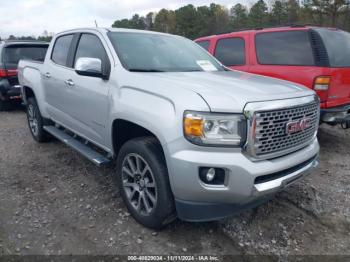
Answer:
[
  {"left": 51, "top": 34, "right": 74, "bottom": 66},
  {"left": 256, "top": 31, "right": 315, "bottom": 66},
  {"left": 214, "top": 37, "right": 245, "bottom": 66},
  {"left": 197, "top": 40, "right": 210, "bottom": 51},
  {"left": 316, "top": 29, "right": 350, "bottom": 67},
  {"left": 3, "top": 45, "right": 48, "bottom": 66}
]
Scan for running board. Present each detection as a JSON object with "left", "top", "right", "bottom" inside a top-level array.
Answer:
[{"left": 43, "top": 126, "right": 111, "bottom": 167}]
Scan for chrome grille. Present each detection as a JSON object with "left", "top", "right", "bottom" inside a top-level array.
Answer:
[{"left": 253, "top": 101, "right": 319, "bottom": 157}]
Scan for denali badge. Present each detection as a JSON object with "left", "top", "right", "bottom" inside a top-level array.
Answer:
[{"left": 286, "top": 118, "right": 312, "bottom": 135}]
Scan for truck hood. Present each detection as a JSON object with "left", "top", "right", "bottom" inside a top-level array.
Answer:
[{"left": 145, "top": 70, "right": 314, "bottom": 112}]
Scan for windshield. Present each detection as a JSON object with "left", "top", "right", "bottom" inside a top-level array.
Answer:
[
  {"left": 316, "top": 29, "right": 350, "bottom": 67},
  {"left": 4, "top": 45, "right": 48, "bottom": 66},
  {"left": 108, "top": 32, "right": 223, "bottom": 72}
]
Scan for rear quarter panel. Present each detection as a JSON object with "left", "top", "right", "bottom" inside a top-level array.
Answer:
[
  {"left": 18, "top": 60, "right": 48, "bottom": 117},
  {"left": 327, "top": 67, "right": 350, "bottom": 108}
]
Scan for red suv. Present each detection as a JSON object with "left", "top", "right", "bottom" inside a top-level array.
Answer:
[{"left": 195, "top": 26, "right": 350, "bottom": 128}]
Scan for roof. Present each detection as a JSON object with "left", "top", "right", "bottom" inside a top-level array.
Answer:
[
  {"left": 57, "top": 27, "right": 170, "bottom": 36},
  {"left": 195, "top": 25, "right": 339, "bottom": 41},
  {"left": 1, "top": 40, "right": 49, "bottom": 46}
]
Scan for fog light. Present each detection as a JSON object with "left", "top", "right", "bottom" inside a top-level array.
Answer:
[
  {"left": 199, "top": 167, "right": 226, "bottom": 185},
  {"left": 206, "top": 168, "right": 216, "bottom": 181}
]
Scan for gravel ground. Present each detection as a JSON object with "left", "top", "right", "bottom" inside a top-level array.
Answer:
[{"left": 0, "top": 109, "right": 349, "bottom": 256}]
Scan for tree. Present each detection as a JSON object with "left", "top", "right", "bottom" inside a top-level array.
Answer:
[
  {"left": 175, "top": 4, "right": 199, "bottom": 38},
  {"left": 208, "top": 3, "right": 230, "bottom": 34},
  {"left": 230, "top": 3, "right": 249, "bottom": 29},
  {"left": 112, "top": 14, "right": 147, "bottom": 29},
  {"left": 249, "top": 0, "right": 270, "bottom": 28},
  {"left": 110, "top": 1, "right": 350, "bottom": 38},
  {"left": 286, "top": 0, "right": 300, "bottom": 24},
  {"left": 112, "top": 18, "right": 133, "bottom": 28},
  {"left": 145, "top": 12, "right": 155, "bottom": 30},
  {"left": 37, "top": 30, "right": 52, "bottom": 42},
  {"left": 130, "top": 14, "right": 147, "bottom": 29},
  {"left": 304, "top": 0, "right": 349, "bottom": 26},
  {"left": 196, "top": 6, "right": 212, "bottom": 36},
  {"left": 153, "top": 9, "right": 176, "bottom": 33},
  {"left": 271, "top": 1, "right": 288, "bottom": 25}
]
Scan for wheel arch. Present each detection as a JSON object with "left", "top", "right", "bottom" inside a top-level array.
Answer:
[
  {"left": 22, "top": 85, "right": 35, "bottom": 104},
  {"left": 111, "top": 119, "right": 167, "bottom": 160}
]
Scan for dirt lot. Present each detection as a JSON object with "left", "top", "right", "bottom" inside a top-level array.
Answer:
[{"left": 0, "top": 109, "right": 349, "bottom": 256}]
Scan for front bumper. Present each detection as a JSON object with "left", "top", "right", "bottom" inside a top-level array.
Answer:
[
  {"left": 321, "top": 104, "right": 350, "bottom": 124},
  {"left": 166, "top": 138, "right": 319, "bottom": 221}
]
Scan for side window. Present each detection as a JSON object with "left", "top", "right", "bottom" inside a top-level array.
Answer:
[
  {"left": 214, "top": 38, "right": 245, "bottom": 66},
  {"left": 51, "top": 34, "right": 74, "bottom": 66},
  {"left": 197, "top": 41, "right": 210, "bottom": 51},
  {"left": 74, "top": 34, "right": 108, "bottom": 66},
  {"left": 255, "top": 31, "right": 315, "bottom": 66}
]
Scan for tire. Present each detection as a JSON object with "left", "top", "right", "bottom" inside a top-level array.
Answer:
[
  {"left": 0, "top": 99, "right": 9, "bottom": 111},
  {"left": 116, "top": 137, "right": 176, "bottom": 229},
  {"left": 26, "top": 97, "right": 51, "bottom": 142}
]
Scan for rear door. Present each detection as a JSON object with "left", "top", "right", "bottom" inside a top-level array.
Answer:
[
  {"left": 44, "top": 33, "right": 76, "bottom": 123},
  {"left": 249, "top": 30, "right": 330, "bottom": 95},
  {"left": 315, "top": 28, "right": 350, "bottom": 108}
]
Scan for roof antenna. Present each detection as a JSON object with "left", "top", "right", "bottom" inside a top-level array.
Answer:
[{"left": 95, "top": 20, "right": 98, "bottom": 28}]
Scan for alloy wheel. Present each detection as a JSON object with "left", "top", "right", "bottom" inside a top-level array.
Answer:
[
  {"left": 28, "top": 105, "right": 39, "bottom": 136},
  {"left": 121, "top": 153, "right": 157, "bottom": 216}
]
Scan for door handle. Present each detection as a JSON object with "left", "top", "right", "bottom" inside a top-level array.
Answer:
[
  {"left": 44, "top": 72, "right": 51, "bottom": 78},
  {"left": 65, "top": 79, "right": 75, "bottom": 87}
]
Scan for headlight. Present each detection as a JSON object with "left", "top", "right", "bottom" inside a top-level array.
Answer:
[{"left": 183, "top": 111, "right": 247, "bottom": 147}]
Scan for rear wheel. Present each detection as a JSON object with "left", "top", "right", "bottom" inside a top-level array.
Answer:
[
  {"left": 26, "top": 97, "right": 51, "bottom": 142},
  {"left": 0, "top": 99, "right": 9, "bottom": 111},
  {"left": 116, "top": 137, "right": 176, "bottom": 229}
]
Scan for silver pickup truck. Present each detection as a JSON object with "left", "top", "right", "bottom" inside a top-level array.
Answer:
[{"left": 18, "top": 28, "right": 320, "bottom": 229}]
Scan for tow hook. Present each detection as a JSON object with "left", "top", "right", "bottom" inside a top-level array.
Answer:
[{"left": 341, "top": 120, "right": 350, "bottom": 129}]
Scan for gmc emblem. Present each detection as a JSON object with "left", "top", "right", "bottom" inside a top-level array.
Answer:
[{"left": 286, "top": 118, "right": 312, "bottom": 135}]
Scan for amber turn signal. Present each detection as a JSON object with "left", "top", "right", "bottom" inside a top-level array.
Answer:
[{"left": 184, "top": 116, "right": 204, "bottom": 137}]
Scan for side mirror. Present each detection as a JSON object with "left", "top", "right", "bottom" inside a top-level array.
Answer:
[{"left": 75, "top": 57, "right": 107, "bottom": 79}]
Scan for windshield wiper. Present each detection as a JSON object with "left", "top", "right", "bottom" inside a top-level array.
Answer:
[{"left": 129, "top": 69, "right": 165, "bottom": 72}]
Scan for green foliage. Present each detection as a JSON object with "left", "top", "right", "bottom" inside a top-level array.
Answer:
[
  {"left": 112, "top": 14, "right": 146, "bottom": 29},
  {"left": 6, "top": 30, "right": 52, "bottom": 42},
  {"left": 271, "top": 1, "right": 288, "bottom": 25},
  {"left": 5, "top": 0, "right": 350, "bottom": 42},
  {"left": 249, "top": 0, "right": 269, "bottom": 28},
  {"left": 153, "top": 9, "right": 176, "bottom": 33},
  {"left": 175, "top": 4, "right": 198, "bottom": 38},
  {"left": 111, "top": 0, "right": 350, "bottom": 39},
  {"left": 37, "top": 36, "right": 52, "bottom": 42},
  {"left": 230, "top": 4, "right": 249, "bottom": 29}
]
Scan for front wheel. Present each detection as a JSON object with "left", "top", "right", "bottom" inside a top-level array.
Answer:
[
  {"left": 116, "top": 137, "right": 176, "bottom": 229},
  {"left": 26, "top": 97, "right": 51, "bottom": 142}
]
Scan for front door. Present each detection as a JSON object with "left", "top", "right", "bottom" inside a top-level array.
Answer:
[{"left": 62, "top": 33, "right": 112, "bottom": 147}]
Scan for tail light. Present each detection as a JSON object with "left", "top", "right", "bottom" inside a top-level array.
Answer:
[
  {"left": 313, "top": 76, "right": 331, "bottom": 103},
  {"left": 0, "top": 68, "right": 18, "bottom": 77}
]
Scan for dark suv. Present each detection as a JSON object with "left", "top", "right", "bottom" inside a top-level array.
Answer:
[{"left": 0, "top": 40, "right": 49, "bottom": 111}]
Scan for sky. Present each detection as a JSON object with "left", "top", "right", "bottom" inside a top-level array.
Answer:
[{"left": 0, "top": 0, "right": 246, "bottom": 39}]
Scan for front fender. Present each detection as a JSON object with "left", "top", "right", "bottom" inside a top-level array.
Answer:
[{"left": 107, "top": 84, "right": 210, "bottom": 152}]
